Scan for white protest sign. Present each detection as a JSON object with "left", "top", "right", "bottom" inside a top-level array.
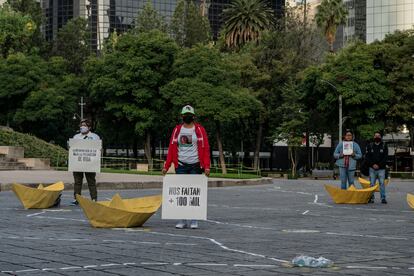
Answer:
[
  {"left": 343, "top": 141, "right": 354, "bottom": 156},
  {"left": 162, "top": 174, "right": 208, "bottom": 220},
  {"left": 68, "top": 139, "right": 102, "bottom": 173}
]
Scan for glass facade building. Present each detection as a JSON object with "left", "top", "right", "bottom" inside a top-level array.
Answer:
[
  {"left": 335, "top": 0, "right": 414, "bottom": 49},
  {"left": 39, "top": 0, "right": 286, "bottom": 50},
  {"left": 366, "top": 0, "right": 414, "bottom": 43}
]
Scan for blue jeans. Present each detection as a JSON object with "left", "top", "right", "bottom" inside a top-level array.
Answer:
[
  {"left": 369, "top": 168, "right": 386, "bottom": 199},
  {"left": 176, "top": 163, "right": 201, "bottom": 226},
  {"left": 339, "top": 167, "right": 355, "bottom": 190}
]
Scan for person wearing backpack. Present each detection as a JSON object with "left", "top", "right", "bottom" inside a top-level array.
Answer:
[
  {"left": 334, "top": 130, "right": 363, "bottom": 190},
  {"left": 365, "top": 132, "right": 388, "bottom": 204}
]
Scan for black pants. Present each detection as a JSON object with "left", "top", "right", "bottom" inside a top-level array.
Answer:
[{"left": 73, "top": 172, "right": 97, "bottom": 200}]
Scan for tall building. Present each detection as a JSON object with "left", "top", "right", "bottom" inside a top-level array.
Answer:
[
  {"left": 335, "top": 0, "right": 414, "bottom": 49},
  {"left": 39, "top": 0, "right": 286, "bottom": 49}
]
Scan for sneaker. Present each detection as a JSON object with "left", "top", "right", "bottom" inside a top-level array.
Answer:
[
  {"left": 175, "top": 220, "right": 187, "bottom": 229},
  {"left": 190, "top": 220, "right": 198, "bottom": 229},
  {"left": 368, "top": 197, "right": 374, "bottom": 203},
  {"left": 70, "top": 200, "right": 79, "bottom": 206},
  {"left": 381, "top": 198, "right": 387, "bottom": 204}
]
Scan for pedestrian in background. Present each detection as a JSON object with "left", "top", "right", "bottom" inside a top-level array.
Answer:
[
  {"left": 334, "top": 130, "right": 362, "bottom": 190},
  {"left": 365, "top": 131, "right": 388, "bottom": 204}
]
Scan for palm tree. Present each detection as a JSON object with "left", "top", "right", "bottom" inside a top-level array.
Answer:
[
  {"left": 222, "top": 0, "right": 274, "bottom": 49},
  {"left": 315, "top": 0, "right": 348, "bottom": 52}
]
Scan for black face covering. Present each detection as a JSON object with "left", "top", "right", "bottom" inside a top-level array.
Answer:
[
  {"left": 374, "top": 137, "right": 381, "bottom": 143},
  {"left": 183, "top": 115, "right": 194, "bottom": 124}
]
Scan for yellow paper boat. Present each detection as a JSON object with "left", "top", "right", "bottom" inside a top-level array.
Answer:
[
  {"left": 77, "top": 193, "right": 162, "bottom": 228},
  {"left": 358, "top": 177, "right": 389, "bottom": 191},
  {"left": 407, "top": 194, "right": 414, "bottom": 209},
  {"left": 324, "top": 184, "right": 378, "bottom": 204},
  {"left": 12, "top": 182, "right": 64, "bottom": 209}
]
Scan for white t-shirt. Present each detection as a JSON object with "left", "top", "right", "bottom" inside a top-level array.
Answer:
[
  {"left": 178, "top": 126, "right": 199, "bottom": 164},
  {"left": 73, "top": 132, "right": 100, "bottom": 140}
]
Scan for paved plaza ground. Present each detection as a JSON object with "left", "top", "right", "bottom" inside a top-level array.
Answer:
[{"left": 1, "top": 179, "right": 413, "bottom": 275}]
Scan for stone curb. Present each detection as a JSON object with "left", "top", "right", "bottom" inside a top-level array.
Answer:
[{"left": 0, "top": 178, "right": 273, "bottom": 192}]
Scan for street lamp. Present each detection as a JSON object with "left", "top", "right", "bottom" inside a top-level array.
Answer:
[{"left": 319, "top": 79, "right": 343, "bottom": 141}]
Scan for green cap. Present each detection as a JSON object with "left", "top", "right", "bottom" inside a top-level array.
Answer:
[{"left": 181, "top": 105, "right": 195, "bottom": 115}]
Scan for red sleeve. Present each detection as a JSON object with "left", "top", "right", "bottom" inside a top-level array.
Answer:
[
  {"left": 202, "top": 126, "right": 211, "bottom": 170},
  {"left": 164, "top": 127, "right": 177, "bottom": 170}
]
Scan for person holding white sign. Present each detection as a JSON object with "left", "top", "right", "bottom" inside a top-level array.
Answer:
[
  {"left": 334, "top": 130, "right": 362, "bottom": 190},
  {"left": 70, "top": 119, "right": 100, "bottom": 206},
  {"left": 162, "top": 105, "right": 210, "bottom": 229}
]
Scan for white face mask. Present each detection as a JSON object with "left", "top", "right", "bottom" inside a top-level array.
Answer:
[{"left": 80, "top": 126, "right": 89, "bottom": 134}]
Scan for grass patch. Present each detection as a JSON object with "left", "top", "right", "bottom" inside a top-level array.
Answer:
[{"left": 0, "top": 129, "right": 67, "bottom": 166}]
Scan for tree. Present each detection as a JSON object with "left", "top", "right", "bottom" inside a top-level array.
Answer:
[
  {"left": 132, "top": 1, "right": 168, "bottom": 34},
  {"left": 273, "top": 83, "right": 308, "bottom": 178},
  {"left": 315, "top": 0, "right": 348, "bottom": 52},
  {"left": 0, "top": 53, "right": 44, "bottom": 126},
  {"left": 52, "top": 17, "right": 91, "bottom": 74},
  {"left": 161, "top": 45, "right": 261, "bottom": 174},
  {"left": 222, "top": 0, "right": 274, "bottom": 49},
  {"left": 86, "top": 30, "right": 178, "bottom": 167},
  {"left": 170, "top": 0, "right": 211, "bottom": 47},
  {"left": 14, "top": 57, "right": 82, "bottom": 145},
  {"left": 251, "top": 9, "right": 326, "bottom": 171},
  {"left": 0, "top": 3, "right": 35, "bottom": 58},
  {"left": 380, "top": 30, "right": 414, "bottom": 147},
  {"left": 300, "top": 42, "right": 392, "bottom": 141}
]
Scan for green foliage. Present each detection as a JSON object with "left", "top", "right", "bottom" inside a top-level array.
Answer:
[
  {"left": 0, "top": 3, "right": 36, "bottom": 58},
  {"left": 0, "top": 129, "right": 68, "bottom": 166},
  {"left": 315, "top": 0, "right": 348, "bottom": 51},
  {"left": 0, "top": 53, "right": 44, "bottom": 125},
  {"left": 300, "top": 42, "right": 391, "bottom": 140},
  {"left": 171, "top": 0, "right": 211, "bottom": 47},
  {"left": 52, "top": 17, "right": 91, "bottom": 74},
  {"left": 222, "top": 0, "right": 274, "bottom": 49},
  {"left": 381, "top": 30, "right": 414, "bottom": 128},
  {"left": 87, "top": 30, "right": 178, "bottom": 137},
  {"left": 14, "top": 57, "right": 81, "bottom": 145},
  {"left": 132, "top": 1, "right": 168, "bottom": 33},
  {"left": 7, "top": 0, "right": 45, "bottom": 54}
]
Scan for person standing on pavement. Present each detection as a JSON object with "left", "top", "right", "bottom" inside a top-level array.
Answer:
[
  {"left": 162, "top": 105, "right": 210, "bottom": 229},
  {"left": 334, "top": 130, "right": 362, "bottom": 190},
  {"left": 70, "top": 119, "right": 100, "bottom": 206},
  {"left": 365, "top": 132, "right": 388, "bottom": 204}
]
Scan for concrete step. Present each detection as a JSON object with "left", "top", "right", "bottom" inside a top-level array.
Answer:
[{"left": 0, "top": 166, "right": 30, "bottom": 171}]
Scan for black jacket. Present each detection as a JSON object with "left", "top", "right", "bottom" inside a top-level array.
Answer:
[{"left": 365, "top": 142, "right": 388, "bottom": 169}]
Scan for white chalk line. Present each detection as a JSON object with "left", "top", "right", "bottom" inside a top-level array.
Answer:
[
  {"left": 206, "top": 219, "right": 276, "bottom": 231},
  {"left": 4, "top": 262, "right": 414, "bottom": 274},
  {"left": 302, "top": 210, "right": 309, "bottom": 215},
  {"left": 116, "top": 228, "right": 289, "bottom": 264}
]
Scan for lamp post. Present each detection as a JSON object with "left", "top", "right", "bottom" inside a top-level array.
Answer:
[
  {"left": 319, "top": 79, "right": 342, "bottom": 141},
  {"left": 79, "top": 96, "right": 85, "bottom": 120}
]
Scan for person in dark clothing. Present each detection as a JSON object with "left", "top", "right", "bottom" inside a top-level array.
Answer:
[{"left": 365, "top": 132, "right": 388, "bottom": 204}]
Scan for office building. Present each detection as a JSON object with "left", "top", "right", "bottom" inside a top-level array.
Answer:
[
  {"left": 39, "top": 0, "right": 286, "bottom": 49},
  {"left": 335, "top": 0, "right": 414, "bottom": 49}
]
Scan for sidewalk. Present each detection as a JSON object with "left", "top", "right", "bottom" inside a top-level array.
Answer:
[{"left": 0, "top": 170, "right": 272, "bottom": 191}]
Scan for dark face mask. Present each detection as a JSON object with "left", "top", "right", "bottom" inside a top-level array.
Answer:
[
  {"left": 374, "top": 137, "right": 381, "bottom": 143},
  {"left": 183, "top": 115, "right": 194, "bottom": 124}
]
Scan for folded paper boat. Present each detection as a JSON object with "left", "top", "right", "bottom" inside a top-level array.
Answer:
[
  {"left": 407, "top": 194, "right": 414, "bottom": 209},
  {"left": 77, "top": 193, "right": 162, "bottom": 228},
  {"left": 12, "top": 182, "right": 64, "bottom": 209},
  {"left": 358, "top": 177, "right": 389, "bottom": 191},
  {"left": 324, "top": 184, "right": 378, "bottom": 204}
]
